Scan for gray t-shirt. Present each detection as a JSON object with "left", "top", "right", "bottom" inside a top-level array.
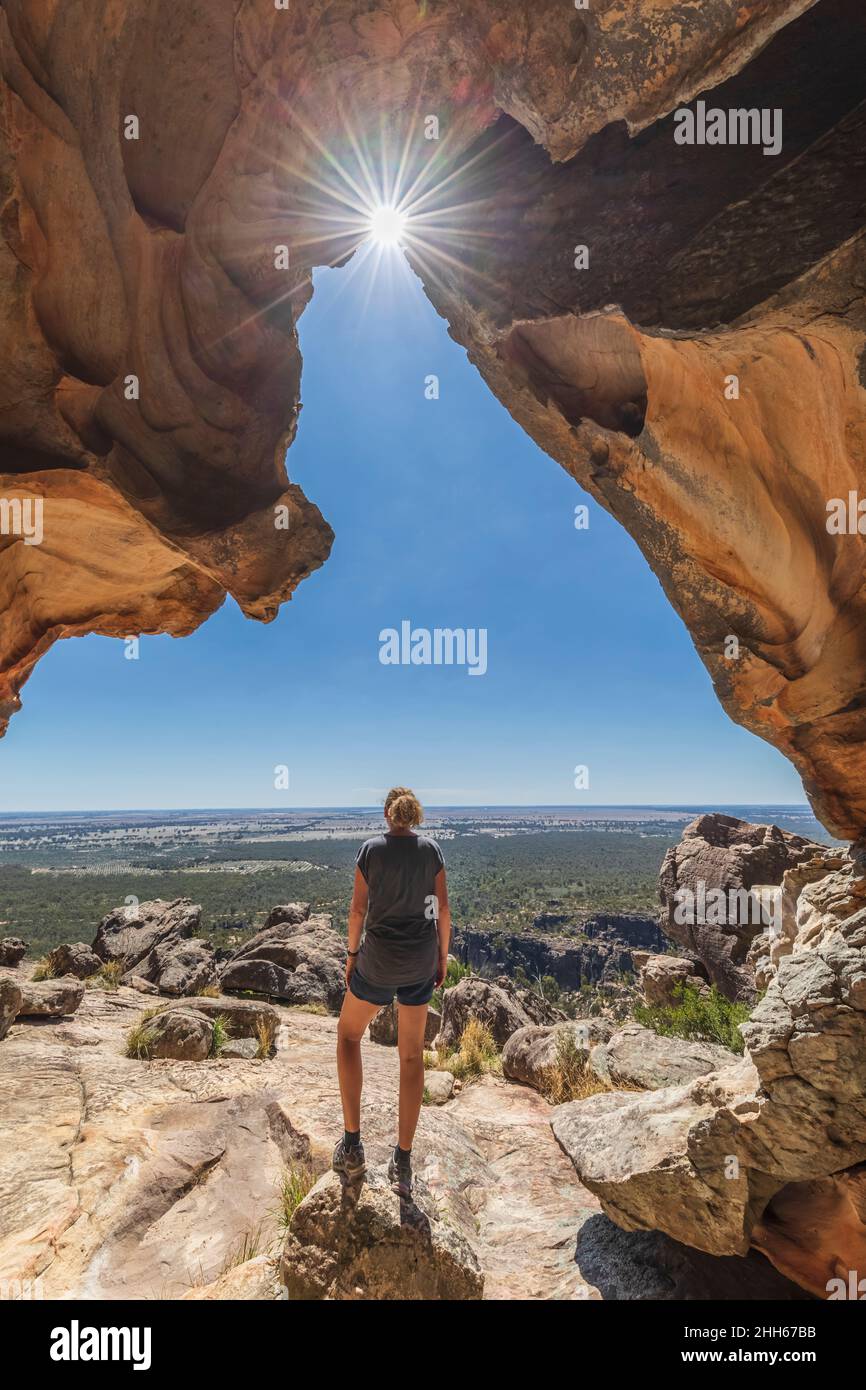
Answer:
[{"left": 355, "top": 832, "right": 444, "bottom": 986}]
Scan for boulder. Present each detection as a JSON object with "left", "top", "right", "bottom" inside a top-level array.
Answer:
[
  {"left": 640, "top": 954, "right": 709, "bottom": 1007},
  {"left": 435, "top": 976, "right": 563, "bottom": 1052},
  {"left": 129, "top": 936, "right": 217, "bottom": 996},
  {"left": 137, "top": 1007, "right": 214, "bottom": 1061},
  {"left": 125, "top": 976, "right": 160, "bottom": 995},
  {"left": 590, "top": 1024, "right": 736, "bottom": 1091},
  {"left": 0, "top": 977, "right": 22, "bottom": 1039},
  {"left": 281, "top": 1167, "right": 483, "bottom": 1300},
  {"left": 46, "top": 942, "right": 102, "bottom": 980},
  {"left": 16, "top": 977, "right": 85, "bottom": 1018},
  {"left": 182, "top": 996, "right": 280, "bottom": 1039},
  {"left": 0, "top": 938, "right": 26, "bottom": 968},
  {"left": 369, "top": 1002, "right": 441, "bottom": 1047},
  {"left": 552, "top": 849, "right": 866, "bottom": 1284},
  {"left": 93, "top": 899, "right": 201, "bottom": 971},
  {"left": 658, "top": 814, "right": 820, "bottom": 1000},
  {"left": 424, "top": 1071, "right": 454, "bottom": 1104},
  {"left": 264, "top": 903, "right": 311, "bottom": 929},
  {"left": 502, "top": 1018, "right": 612, "bottom": 1091},
  {"left": 221, "top": 914, "right": 345, "bottom": 1012}
]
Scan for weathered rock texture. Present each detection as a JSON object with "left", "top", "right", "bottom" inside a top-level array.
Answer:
[
  {"left": 221, "top": 907, "right": 345, "bottom": 1011},
  {"left": 435, "top": 975, "right": 563, "bottom": 1052},
  {"left": 502, "top": 1017, "right": 612, "bottom": 1092},
  {"left": 15, "top": 976, "right": 84, "bottom": 1017},
  {"left": 591, "top": 1023, "right": 737, "bottom": 1092},
  {"left": 46, "top": 942, "right": 102, "bottom": 980},
  {"left": 93, "top": 898, "right": 200, "bottom": 971},
  {"left": 0, "top": 938, "right": 26, "bottom": 968},
  {"left": 659, "top": 814, "right": 821, "bottom": 999},
  {"left": 0, "top": 976, "right": 22, "bottom": 1039},
  {"left": 1, "top": 0, "right": 865, "bottom": 835},
  {"left": 281, "top": 1167, "right": 484, "bottom": 1300},
  {"left": 455, "top": 914, "right": 664, "bottom": 991},
  {"left": 553, "top": 848, "right": 866, "bottom": 1293}
]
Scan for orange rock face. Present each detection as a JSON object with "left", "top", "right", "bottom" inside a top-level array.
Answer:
[{"left": 1, "top": 0, "right": 865, "bottom": 833}]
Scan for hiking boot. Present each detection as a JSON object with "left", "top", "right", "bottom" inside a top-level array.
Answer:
[
  {"left": 388, "top": 1145, "right": 412, "bottom": 1197},
  {"left": 332, "top": 1137, "right": 366, "bottom": 1181}
]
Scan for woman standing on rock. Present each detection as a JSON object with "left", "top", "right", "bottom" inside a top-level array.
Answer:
[{"left": 333, "top": 787, "right": 450, "bottom": 1197}]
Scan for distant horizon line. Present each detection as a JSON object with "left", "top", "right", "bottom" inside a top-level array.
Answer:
[{"left": 0, "top": 800, "right": 816, "bottom": 818}]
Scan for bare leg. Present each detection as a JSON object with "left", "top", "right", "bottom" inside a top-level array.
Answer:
[
  {"left": 397, "top": 1003, "right": 429, "bottom": 1150},
  {"left": 336, "top": 989, "right": 380, "bottom": 1132}
]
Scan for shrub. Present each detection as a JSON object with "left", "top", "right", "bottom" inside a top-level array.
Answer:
[
  {"left": 437, "top": 1018, "right": 500, "bottom": 1082},
  {"left": 210, "top": 1014, "right": 229, "bottom": 1057},
  {"left": 634, "top": 982, "right": 751, "bottom": 1054},
  {"left": 277, "top": 1162, "right": 317, "bottom": 1231},
  {"left": 255, "top": 1014, "right": 278, "bottom": 1059},
  {"left": 86, "top": 961, "right": 123, "bottom": 992},
  {"left": 125, "top": 1010, "right": 161, "bottom": 1059},
  {"left": 196, "top": 982, "right": 221, "bottom": 998},
  {"left": 539, "top": 1029, "right": 610, "bottom": 1104},
  {"left": 30, "top": 957, "right": 51, "bottom": 981}
]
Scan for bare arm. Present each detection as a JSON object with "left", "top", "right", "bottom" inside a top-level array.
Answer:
[
  {"left": 434, "top": 867, "right": 451, "bottom": 986},
  {"left": 346, "top": 866, "right": 368, "bottom": 981}
]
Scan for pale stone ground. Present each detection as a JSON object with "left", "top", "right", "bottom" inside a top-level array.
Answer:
[{"left": 0, "top": 978, "right": 596, "bottom": 1300}]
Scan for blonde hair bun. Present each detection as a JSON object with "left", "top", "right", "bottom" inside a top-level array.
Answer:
[{"left": 384, "top": 786, "right": 424, "bottom": 828}]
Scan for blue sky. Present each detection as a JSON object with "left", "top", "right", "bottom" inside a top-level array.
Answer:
[{"left": 0, "top": 246, "right": 806, "bottom": 812}]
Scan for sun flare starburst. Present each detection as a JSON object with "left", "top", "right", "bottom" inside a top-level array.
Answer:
[{"left": 367, "top": 203, "right": 408, "bottom": 247}]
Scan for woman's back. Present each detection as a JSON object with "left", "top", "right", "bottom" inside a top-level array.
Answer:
[{"left": 355, "top": 831, "right": 443, "bottom": 983}]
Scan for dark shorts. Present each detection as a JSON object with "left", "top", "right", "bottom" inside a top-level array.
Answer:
[{"left": 349, "top": 969, "right": 435, "bottom": 1007}]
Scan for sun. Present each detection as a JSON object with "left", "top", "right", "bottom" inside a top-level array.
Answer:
[{"left": 367, "top": 203, "right": 408, "bottom": 247}]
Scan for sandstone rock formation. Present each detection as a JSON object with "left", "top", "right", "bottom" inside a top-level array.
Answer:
[
  {"left": 435, "top": 975, "right": 563, "bottom": 1052},
  {"left": 0, "top": 938, "right": 26, "bottom": 968},
  {"left": 0, "top": 976, "right": 22, "bottom": 1039},
  {"left": 640, "top": 955, "right": 710, "bottom": 1008},
  {"left": 455, "top": 915, "right": 663, "bottom": 992},
  {"left": 1, "top": 0, "right": 865, "bottom": 837},
  {"left": 502, "top": 1017, "right": 612, "bottom": 1092},
  {"left": 282, "top": 1167, "right": 484, "bottom": 1300},
  {"left": 752, "top": 1165, "right": 866, "bottom": 1298},
  {"left": 93, "top": 898, "right": 200, "bottom": 971},
  {"left": 0, "top": 971, "right": 813, "bottom": 1300},
  {"left": 46, "top": 942, "right": 102, "bottom": 980},
  {"left": 134, "top": 1006, "right": 215, "bottom": 1061},
  {"left": 15, "top": 976, "right": 84, "bottom": 1017},
  {"left": 132, "top": 936, "right": 217, "bottom": 996},
  {"left": 659, "top": 814, "right": 820, "bottom": 999},
  {"left": 590, "top": 1023, "right": 736, "bottom": 1092},
  {"left": 182, "top": 995, "right": 280, "bottom": 1040},
  {"left": 221, "top": 909, "right": 345, "bottom": 1011},
  {"left": 553, "top": 847, "right": 866, "bottom": 1292}
]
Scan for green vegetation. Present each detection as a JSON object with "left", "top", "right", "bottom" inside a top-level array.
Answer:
[
  {"left": 210, "top": 1015, "right": 229, "bottom": 1057},
  {"left": 0, "top": 828, "right": 674, "bottom": 957},
  {"left": 431, "top": 957, "right": 470, "bottom": 1010},
  {"left": 277, "top": 1162, "right": 317, "bottom": 1230},
  {"left": 125, "top": 1010, "right": 160, "bottom": 1060},
  {"left": 635, "top": 981, "right": 752, "bottom": 1054}
]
